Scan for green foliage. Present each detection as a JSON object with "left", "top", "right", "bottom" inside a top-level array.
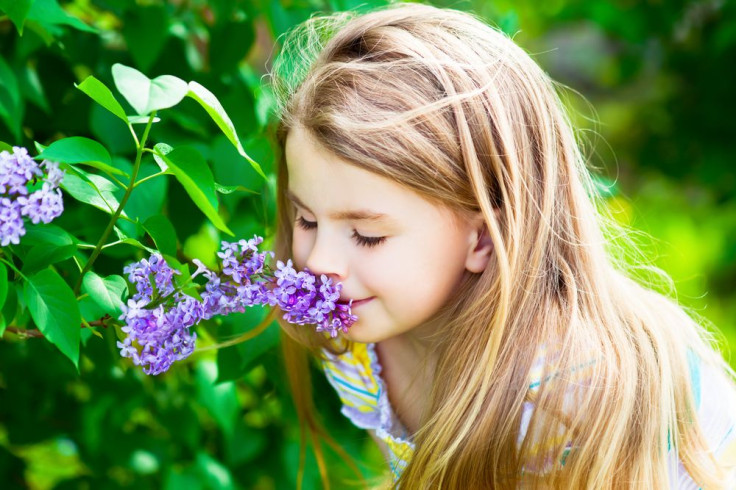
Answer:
[
  {"left": 23, "top": 268, "right": 82, "bottom": 369},
  {"left": 0, "top": 0, "right": 734, "bottom": 488},
  {"left": 154, "top": 144, "right": 234, "bottom": 235}
]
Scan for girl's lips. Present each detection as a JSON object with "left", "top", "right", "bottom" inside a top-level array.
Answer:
[{"left": 340, "top": 297, "right": 374, "bottom": 308}]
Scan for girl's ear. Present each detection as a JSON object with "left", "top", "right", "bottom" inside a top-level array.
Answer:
[{"left": 464, "top": 212, "right": 495, "bottom": 273}]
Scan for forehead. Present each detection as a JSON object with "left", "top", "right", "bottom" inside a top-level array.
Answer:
[{"left": 284, "top": 126, "right": 459, "bottom": 225}]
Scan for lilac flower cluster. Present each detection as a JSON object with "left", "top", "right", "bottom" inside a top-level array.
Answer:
[
  {"left": 118, "top": 235, "right": 357, "bottom": 375},
  {"left": 117, "top": 253, "right": 201, "bottom": 375},
  {"left": 0, "top": 147, "right": 65, "bottom": 247},
  {"left": 268, "top": 259, "right": 357, "bottom": 338}
]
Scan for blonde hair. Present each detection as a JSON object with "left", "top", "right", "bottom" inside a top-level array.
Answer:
[{"left": 266, "top": 3, "right": 735, "bottom": 488}]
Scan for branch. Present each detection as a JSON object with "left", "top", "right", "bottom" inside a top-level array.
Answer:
[{"left": 2, "top": 317, "right": 113, "bottom": 339}]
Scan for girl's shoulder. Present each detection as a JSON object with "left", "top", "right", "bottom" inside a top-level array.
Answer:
[
  {"left": 520, "top": 347, "right": 736, "bottom": 482},
  {"left": 320, "top": 340, "right": 415, "bottom": 480},
  {"left": 687, "top": 353, "right": 736, "bottom": 466}
]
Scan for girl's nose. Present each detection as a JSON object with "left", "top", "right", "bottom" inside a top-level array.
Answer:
[{"left": 304, "top": 231, "right": 346, "bottom": 281}]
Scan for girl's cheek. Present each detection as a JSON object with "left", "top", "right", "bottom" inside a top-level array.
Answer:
[{"left": 291, "top": 229, "right": 310, "bottom": 269}]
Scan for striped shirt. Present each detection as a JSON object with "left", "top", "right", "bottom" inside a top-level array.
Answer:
[{"left": 321, "top": 341, "right": 736, "bottom": 487}]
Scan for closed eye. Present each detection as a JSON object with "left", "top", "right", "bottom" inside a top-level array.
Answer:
[
  {"left": 296, "top": 216, "right": 317, "bottom": 230},
  {"left": 351, "top": 230, "right": 386, "bottom": 248},
  {"left": 297, "top": 216, "right": 386, "bottom": 248}
]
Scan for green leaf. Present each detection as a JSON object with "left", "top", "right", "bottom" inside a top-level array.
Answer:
[
  {"left": 163, "top": 254, "right": 202, "bottom": 302},
  {"left": 186, "top": 81, "right": 266, "bottom": 179},
  {"left": 21, "top": 224, "right": 75, "bottom": 247},
  {"left": 196, "top": 360, "right": 238, "bottom": 438},
  {"left": 128, "top": 115, "right": 160, "bottom": 124},
  {"left": 217, "top": 314, "right": 279, "bottom": 382},
  {"left": 24, "top": 269, "right": 81, "bottom": 370},
  {"left": 112, "top": 64, "right": 187, "bottom": 116},
  {"left": 214, "top": 183, "right": 256, "bottom": 195},
  {"left": 37, "top": 136, "right": 124, "bottom": 176},
  {"left": 76, "top": 76, "right": 128, "bottom": 123},
  {"left": 115, "top": 161, "right": 166, "bottom": 239},
  {"left": 164, "top": 466, "right": 203, "bottom": 490},
  {"left": 143, "top": 215, "right": 178, "bottom": 256},
  {"left": 1, "top": 282, "right": 17, "bottom": 331},
  {"left": 79, "top": 296, "right": 104, "bottom": 324},
  {"left": 154, "top": 145, "right": 233, "bottom": 235},
  {"left": 182, "top": 223, "right": 219, "bottom": 269},
  {"left": 0, "top": 0, "right": 34, "bottom": 35},
  {"left": 61, "top": 168, "right": 126, "bottom": 217},
  {"left": 152, "top": 142, "right": 171, "bottom": 172},
  {"left": 20, "top": 225, "right": 77, "bottom": 273},
  {"left": 0, "top": 56, "right": 23, "bottom": 141},
  {"left": 26, "top": 0, "right": 96, "bottom": 34},
  {"left": 0, "top": 141, "right": 12, "bottom": 153},
  {"left": 121, "top": 5, "right": 169, "bottom": 72},
  {"left": 0, "top": 262, "right": 7, "bottom": 311},
  {"left": 112, "top": 226, "right": 157, "bottom": 253},
  {"left": 18, "top": 63, "right": 49, "bottom": 112},
  {"left": 81, "top": 272, "right": 126, "bottom": 318},
  {"left": 209, "top": 19, "right": 255, "bottom": 74},
  {"left": 194, "top": 452, "right": 234, "bottom": 490}
]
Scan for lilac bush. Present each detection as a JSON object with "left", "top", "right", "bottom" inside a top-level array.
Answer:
[
  {"left": 0, "top": 147, "right": 65, "bottom": 246},
  {"left": 118, "top": 235, "right": 358, "bottom": 375}
]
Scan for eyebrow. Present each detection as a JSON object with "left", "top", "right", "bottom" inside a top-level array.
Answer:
[{"left": 286, "top": 189, "right": 390, "bottom": 222}]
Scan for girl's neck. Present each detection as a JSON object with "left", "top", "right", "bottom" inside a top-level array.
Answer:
[{"left": 375, "top": 331, "right": 439, "bottom": 435}]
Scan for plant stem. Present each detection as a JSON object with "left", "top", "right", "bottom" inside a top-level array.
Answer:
[
  {"left": 0, "top": 257, "right": 28, "bottom": 282},
  {"left": 106, "top": 173, "right": 127, "bottom": 188},
  {"left": 3, "top": 317, "right": 114, "bottom": 340},
  {"left": 73, "top": 113, "right": 158, "bottom": 295},
  {"left": 133, "top": 170, "right": 167, "bottom": 188}
]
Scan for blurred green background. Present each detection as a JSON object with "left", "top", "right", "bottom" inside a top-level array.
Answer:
[{"left": 1, "top": 0, "right": 734, "bottom": 488}]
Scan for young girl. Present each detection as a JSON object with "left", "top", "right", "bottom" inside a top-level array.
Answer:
[{"left": 267, "top": 3, "right": 736, "bottom": 488}]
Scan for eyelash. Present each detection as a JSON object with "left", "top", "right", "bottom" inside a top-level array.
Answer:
[{"left": 295, "top": 216, "right": 386, "bottom": 248}]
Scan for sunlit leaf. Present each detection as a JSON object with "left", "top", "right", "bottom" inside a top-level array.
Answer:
[
  {"left": 152, "top": 142, "right": 171, "bottom": 172},
  {"left": 81, "top": 272, "right": 126, "bottom": 318},
  {"left": 194, "top": 451, "right": 234, "bottom": 490},
  {"left": 112, "top": 64, "right": 187, "bottom": 116},
  {"left": 76, "top": 76, "right": 128, "bottom": 123},
  {"left": 38, "top": 136, "right": 125, "bottom": 177},
  {"left": 61, "top": 169, "right": 126, "bottom": 217},
  {"left": 128, "top": 115, "right": 160, "bottom": 124}
]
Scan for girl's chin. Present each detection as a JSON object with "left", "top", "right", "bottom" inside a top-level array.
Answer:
[
  {"left": 341, "top": 322, "right": 390, "bottom": 344},
  {"left": 341, "top": 323, "right": 373, "bottom": 343}
]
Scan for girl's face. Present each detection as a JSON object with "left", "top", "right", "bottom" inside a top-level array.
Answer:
[{"left": 286, "top": 126, "right": 487, "bottom": 343}]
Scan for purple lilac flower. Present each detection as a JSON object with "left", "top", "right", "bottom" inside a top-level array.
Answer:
[
  {"left": 118, "top": 235, "right": 358, "bottom": 375},
  {"left": 118, "top": 254, "right": 200, "bottom": 375},
  {"left": 0, "top": 148, "right": 65, "bottom": 246}
]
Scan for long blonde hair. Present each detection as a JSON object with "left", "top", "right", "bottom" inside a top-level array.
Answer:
[{"left": 266, "top": 3, "right": 735, "bottom": 488}]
